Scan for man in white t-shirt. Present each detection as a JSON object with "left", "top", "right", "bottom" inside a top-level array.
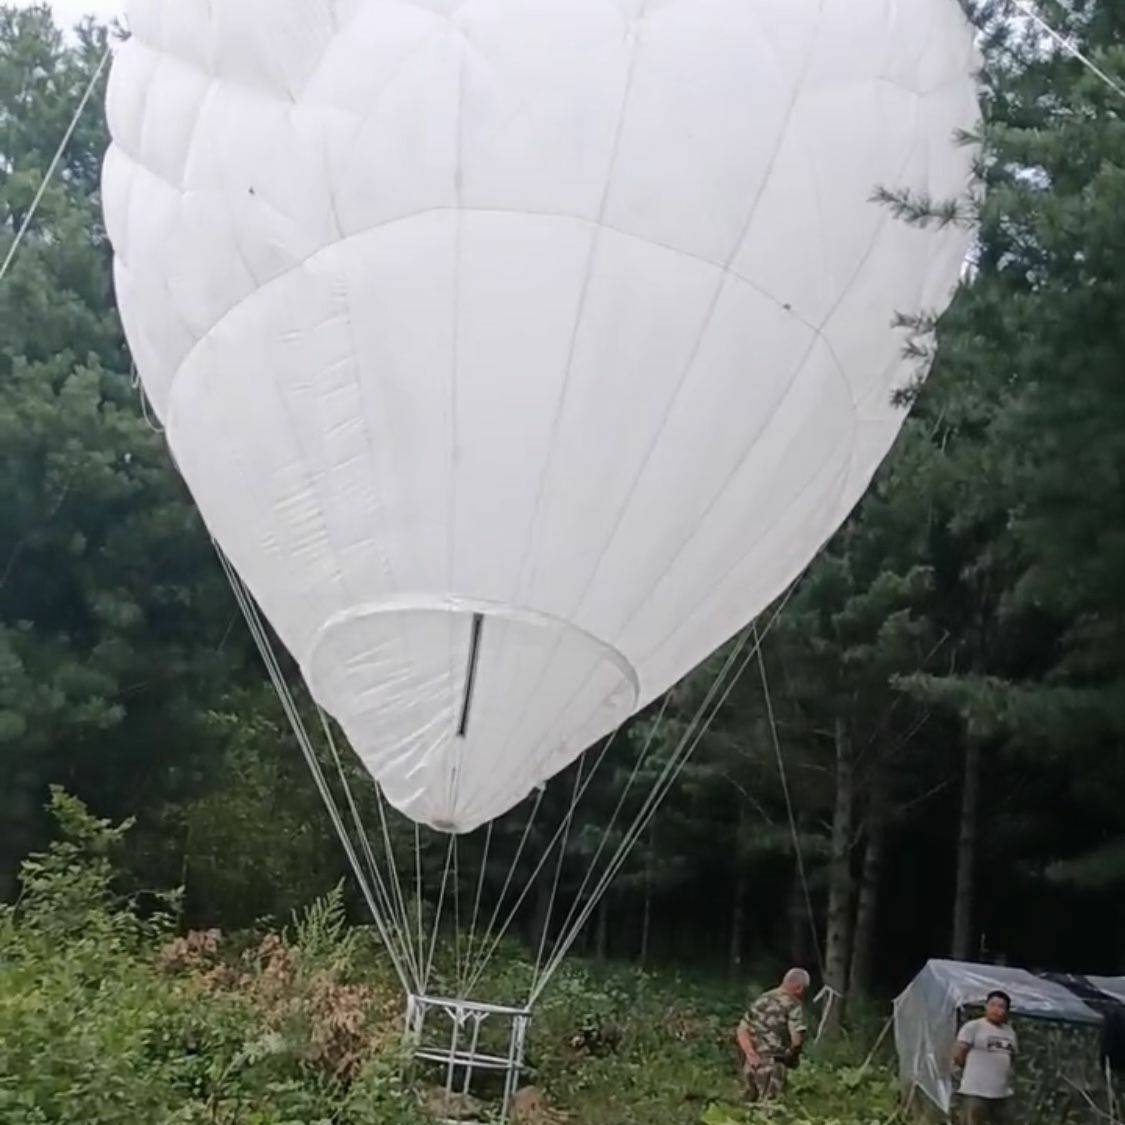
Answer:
[{"left": 953, "top": 990, "right": 1018, "bottom": 1123}]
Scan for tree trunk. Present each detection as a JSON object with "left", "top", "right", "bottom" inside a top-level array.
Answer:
[
  {"left": 0, "top": 771, "right": 41, "bottom": 902},
  {"left": 822, "top": 715, "right": 855, "bottom": 1036},
  {"left": 788, "top": 823, "right": 813, "bottom": 968},
  {"left": 595, "top": 896, "right": 609, "bottom": 961},
  {"left": 528, "top": 875, "right": 552, "bottom": 948},
  {"left": 729, "top": 871, "right": 748, "bottom": 977},
  {"left": 729, "top": 805, "right": 748, "bottom": 977},
  {"left": 951, "top": 734, "right": 981, "bottom": 960},
  {"left": 640, "top": 860, "right": 653, "bottom": 966},
  {"left": 848, "top": 773, "right": 887, "bottom": 998}
]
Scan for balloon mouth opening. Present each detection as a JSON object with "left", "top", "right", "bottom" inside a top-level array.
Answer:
[{"left": 298, "top": 598, "right": 640, "bottom": 831}]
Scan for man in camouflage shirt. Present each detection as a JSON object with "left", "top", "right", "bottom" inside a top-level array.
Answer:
[{"left": 736, "top": 968, "right": 810, "bottom": 1102}]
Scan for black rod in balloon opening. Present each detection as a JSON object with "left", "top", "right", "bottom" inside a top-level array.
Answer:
[{"left": 458, "top": 613, "right": 484, "bottom": 738}]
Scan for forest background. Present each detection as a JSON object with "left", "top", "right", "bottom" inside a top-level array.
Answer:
[{"left": 1, "top": 0, "right": 1123, "bottom": 1055}]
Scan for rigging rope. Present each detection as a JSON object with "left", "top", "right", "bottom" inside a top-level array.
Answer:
[
  {"left": 452, "top": 834, "right": 463, "bottom": 993},
  {"left": 754, "top": 623, "right": 827, "bottom": 983},
  {"left": 528, "top": 691, "right": 675, "bottom": 994},
  {"left": 527, "top": 640, "right": 756, "bottom": 1003},
  {"left": 527, "top": 583, "right": 800, "bottom": 1006},
  {"left": 217, "top": 509, "right": 824, "bottom": 1011},
  {"left": 321, "top": 715, "right": 413, "bottom": 962},
  {"left": 458, "top": 785, "right": 546, "bottom": 994},
  {"left": 318, "top": 708, "right": 423, "bottom": 987},
  {"left": 413, "top": 823, "right": 425, "bottom": 986},
  {"left": 0, "top": 45, "right": 111, "bottom": 283},
  {"left": 425, "top": 835, "right": 455, "bottom": 993},
  {"left": 215, "top": 548, "right": 419, "bottom": 994},
  {"left": 459, "top": 733, "right": 625, "bottom": 998},
  {"left": 372, "top": 772, "right": 420, "bottom": 982},
  {"left": 459, "top": 819, "right": 494, "bottom": 997},
  {"left": 530, "top": 755, "right": 585, "bottom": 989},
  {"left": 1011, "top": 0, "right": 1125, "bottom": 101},
  {"left": 223, "top": 541, "right": 806, "bottom": 1007}
]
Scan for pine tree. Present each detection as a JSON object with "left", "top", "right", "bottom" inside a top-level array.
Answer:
[{"left": 0, "top": 8, "right": 240, "bottom": 894}]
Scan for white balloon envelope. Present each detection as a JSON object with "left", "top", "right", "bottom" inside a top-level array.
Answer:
[{"left": 103, "top": 0, "right": 979, "bottom": 833}]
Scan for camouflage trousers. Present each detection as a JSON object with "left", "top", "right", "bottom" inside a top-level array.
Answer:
[{"left": 743, "top": 1058, "right": 787, "bottom": 1102}]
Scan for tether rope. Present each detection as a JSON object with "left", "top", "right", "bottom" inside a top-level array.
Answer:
[
  {"left": 1011, "top": 1, "right": 1125, "bottom": 100},
  {"left": 755, "top": 623, "right": 826, "bottom": 983},
  {"left": 215, "top": 548, "right": 417, "bottom": 993},
  {"left": 318, "top": 708, "right": 423, "bottom": 987},
  {"left": 528, "top": 581, "right": 800, "bottom": 1005},
  {"left": 0, "top": 45, "right": 111, "bottom": 283}
]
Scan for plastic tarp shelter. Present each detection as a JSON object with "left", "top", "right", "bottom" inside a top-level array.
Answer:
[
  {"left": 1090, "top": 977, "right": 1125, "bottom": 1006},
  {"left": 893, "top": 959, "right": 1122, "bottom": 1114}
]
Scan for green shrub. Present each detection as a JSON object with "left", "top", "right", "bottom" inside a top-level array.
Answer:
[{"left": 0, "top": 791, "right": 425, "bottom": 1124}]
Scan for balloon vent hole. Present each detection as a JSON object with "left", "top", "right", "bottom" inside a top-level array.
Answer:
[{"left": 457, "top": 613, "right": 484, "bottom": 739}]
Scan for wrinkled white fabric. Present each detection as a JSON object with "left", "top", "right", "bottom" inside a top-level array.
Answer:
[{"left": 104, "top": 0, "right": 979, "bottom": 831}]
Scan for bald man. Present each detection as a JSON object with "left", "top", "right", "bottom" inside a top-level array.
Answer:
[{"left": 736, "top": 968, "right": 810, "bottom": 1102}]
